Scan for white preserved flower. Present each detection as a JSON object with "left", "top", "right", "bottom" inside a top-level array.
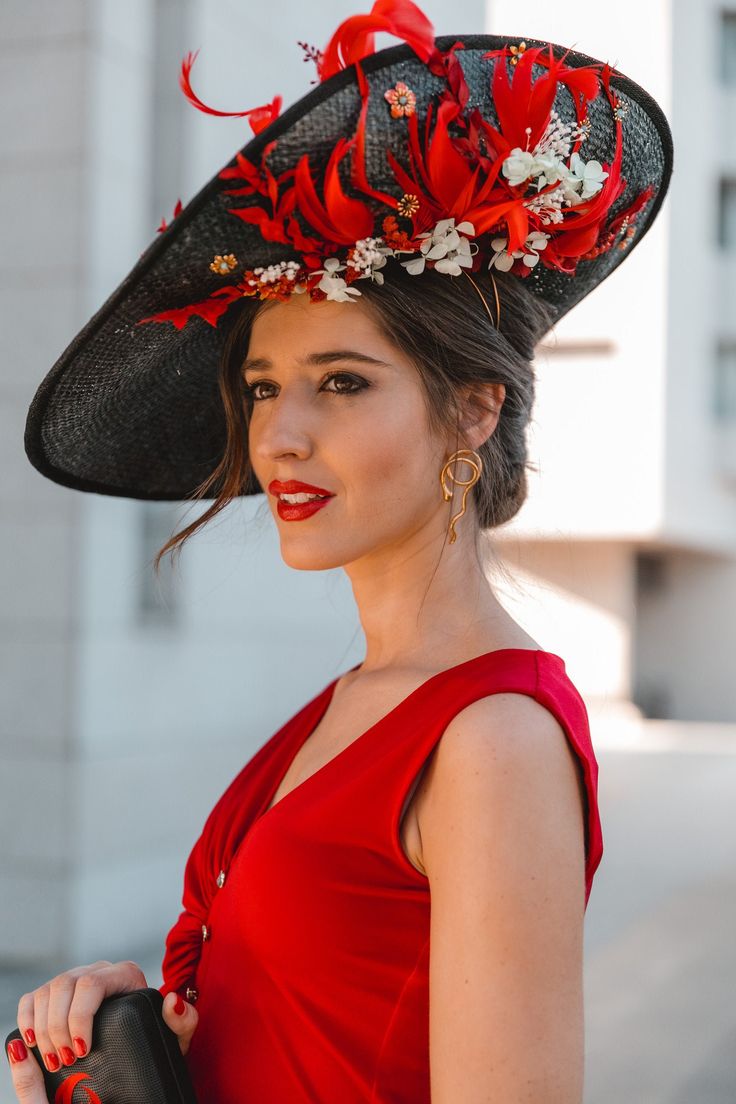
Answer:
[
  {"left": 502, "top": 110, "right": 605, "bottom": 206},
  {"left": 502, "top": 149, "right": 537, "bottom": 187},
  {"left": 318, "top": 257, "right": 345, "bottom": 275},
  {"left": 403, "top": 218, "right": 476, "bottom": 277},
  {"left": 311, "top": 257, "right": 362, "bottom": 302},
  {"left": 401, "top": 253, "right": 426, "bottom": 275},
  {"left": 565, "top": 152, "right": 608, "bottom": 200},
  {"left": 488, "top": 230, "right": 550, "bottom": 271},
  {"left": 317, "top": 274, "right": 362, "bottom": 302},
  {"left": 532, "top": 153, "right": 568, "bottom": 190}
]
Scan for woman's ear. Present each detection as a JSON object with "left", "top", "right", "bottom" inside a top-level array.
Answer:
[{"left": 456, "top": 382, "right": 506, "bottom": 448}]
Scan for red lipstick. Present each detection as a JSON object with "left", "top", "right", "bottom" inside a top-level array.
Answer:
[
  {"left": 268, "top": 479, "right": 335, "bottom": 523},
  {"left": 269, "top": 480, "right": 334, "bottom": 496}
]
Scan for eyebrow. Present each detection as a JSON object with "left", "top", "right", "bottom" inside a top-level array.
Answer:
[{"left": 242, "top": 350, "right": 391, "bottom": 375}]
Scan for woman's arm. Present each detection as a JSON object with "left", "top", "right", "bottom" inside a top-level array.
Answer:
[{"left": 420, "top": 692, "right": 587, "bottom": 1104}]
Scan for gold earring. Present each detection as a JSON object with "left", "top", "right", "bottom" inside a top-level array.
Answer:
[{"left": 439, "top": 448, "right": 483, "bottom": 543}]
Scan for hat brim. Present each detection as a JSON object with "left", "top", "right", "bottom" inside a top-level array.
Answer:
[{"left": 24, "top": 35, "right": 673, "bottom": 501}]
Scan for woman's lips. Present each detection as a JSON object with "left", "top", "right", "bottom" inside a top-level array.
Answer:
[
  {"left": 276, "top": 496, "right": 333, "bottom": 522},
  {"left": 269, "top": 479, "right": 334, "bottom": 495}
]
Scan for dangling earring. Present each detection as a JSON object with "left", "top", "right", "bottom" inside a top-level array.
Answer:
[{"left": 439, "top": 448, "right": 483, "bottom": 543}]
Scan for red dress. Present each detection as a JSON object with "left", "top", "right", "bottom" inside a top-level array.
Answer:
[{"left": 160, "top": 648, "right": 603, "bottom": 1103}]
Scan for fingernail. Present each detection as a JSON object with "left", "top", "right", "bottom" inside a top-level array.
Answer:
[
  {"left": 60, "top": 1046, "right": 76, "bottom": 1066},
  {"left": 7, "top": 1039, "right": 28, "bottom": 1064},
  {"left": 73, "top": 1036, "right": 88, "bottom": 1058},
  {"left": 45, "top": 1052, "right": 61, "bottom": 1072},
  {"left": 173, "top": 995, "right": 186, "bottom": 1015},
  {"left": 23, "top": 1028, "right": 36, "bottom": 1047}
]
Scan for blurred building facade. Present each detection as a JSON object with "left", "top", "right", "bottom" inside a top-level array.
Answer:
[
  {"left": 1, "top": 0, "right": 733, "bottom": 971},
  {"left": 491, "top": 0, "right": 736, "bottom": 727}
]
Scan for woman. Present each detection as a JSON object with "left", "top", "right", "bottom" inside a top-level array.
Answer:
[{"left": 9, "top": 2, "right": 672, "bottom": 1101}]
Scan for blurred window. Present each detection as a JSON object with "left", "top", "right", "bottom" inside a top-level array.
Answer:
[
  {"left": 139, "top": 502, "right": 180, "bottom": 624},
  {"left": 722, "top": 11, "right": 736, "bottom": 84},
  {"left": 718, "top": 178, "right": 736, "bottom": 247},
  {"left": 714, "top": 343, "right": 736, "bottom": 421}
]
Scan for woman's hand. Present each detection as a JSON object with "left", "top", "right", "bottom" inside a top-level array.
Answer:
[{"left": 6, "top": 960, "right": 199, "bottom": 1102}]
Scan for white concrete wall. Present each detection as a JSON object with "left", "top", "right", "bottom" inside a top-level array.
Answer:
[
  {"left": 487, "top": 0, "right": 736, "bottom": 723},
  {"left": 486, "top": 0, "right": 673, "bottom": 544},
  {"left": 633, "top": 549, "right": 736, "bottom": 722},
  {"left": 0, "top": 0, "right": 89, "bottom": 964},
  {"left": 491, "top": 540, "right": 641, "bottom": 719},
  {"left": 664, "top": 0, "right": 736, "bottom": 551},
  {"left": 0, "top": 0, "right": 485, "bottom": 968}
]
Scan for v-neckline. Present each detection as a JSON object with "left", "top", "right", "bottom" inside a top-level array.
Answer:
[{"left": 252, "top": 647, "right": 560, "bottom": 828}]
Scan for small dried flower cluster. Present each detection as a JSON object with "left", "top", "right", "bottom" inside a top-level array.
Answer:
[
  {"left": 384, "top": 80, "right": 417, "bottom": 117},
  {"left": 209, "top": 253, "right": 238, "bottom": 275},
  {"left": 241, "top": 260, "right": 304, "bottom": 301}
]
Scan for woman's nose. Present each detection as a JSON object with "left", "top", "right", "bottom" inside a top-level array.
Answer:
[{"left": 250, "top": 392, "right": 315, "bottom": 463}]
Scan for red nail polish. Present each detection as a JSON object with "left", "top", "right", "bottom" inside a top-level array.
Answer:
[
  {"left": 23, "top": 1028, "right": 36, "bottom": 1047},
  {"left": 173, "top": 995, "right": 186, "bottom": 1015},
  {"left": 73, "top": 1036, "right": 88, "bottom": 1058},
  {"left": 45, "top": 1052, "right": 61, "bottom": 1072},
  {"left": 7, "top": 1039, "right": 28, "bottom": 1064},
  {"left": 60, "top": 1045, "right": 76, "bottom": 1066}
]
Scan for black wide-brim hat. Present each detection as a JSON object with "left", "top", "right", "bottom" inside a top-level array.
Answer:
[{"left": 24, "top": 19, "right": 673, "bottom": 502}]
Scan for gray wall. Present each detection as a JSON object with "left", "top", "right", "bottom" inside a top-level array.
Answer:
[{"left": 0, "top": 0, "right": 483, "bottom": 970}]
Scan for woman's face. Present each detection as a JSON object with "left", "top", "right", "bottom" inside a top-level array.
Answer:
[{"left": 244, "top": 293, "right": 457, "bottom": 573}]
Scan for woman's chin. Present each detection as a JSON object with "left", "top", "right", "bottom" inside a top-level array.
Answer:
[{"left": 277, "top": 540, "right": 350, "bottom": 573}]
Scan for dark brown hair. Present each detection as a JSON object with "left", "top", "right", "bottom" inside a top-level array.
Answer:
[{"left": 153, "top": 264, "right": 554, "bottom": 576}]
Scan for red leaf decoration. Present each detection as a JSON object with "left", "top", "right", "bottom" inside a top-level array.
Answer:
[
  {"left": 319, "top": 0, "right": 435, "bottom": 81},
  {"left": 180, "top": 51, "right": 281, "bottom": 134},
  {"left": 157, "top": 198, "right": 183, "bottom": 233},
  {"left": 286, "top": 215, "right": 323, "bottom": 255},
  {"left": 294, "top": 142, "right": 374, "bottom": 245},
  {"left": 424, "top": 99, "right": 474, "bottom": 211},
  {"left": 138, "top": 286, "right": 243, "bottom": 330},
  {"left": 427, "top": 41, "right": 468, "bottom": 111},
  {"left": 229, "top": 205, "right": 291, "bottom": 245},
  {"left": 247, "top": 96, "right": 283, "bottom": 134}
]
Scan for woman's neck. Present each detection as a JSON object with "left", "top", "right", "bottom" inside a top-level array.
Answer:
[{"left": 342, "top": 520, "right": 526, "bottom": 672}]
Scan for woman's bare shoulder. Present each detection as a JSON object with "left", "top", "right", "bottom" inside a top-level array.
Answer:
[{"left": 415, "top": 685, "right": 586, "bottom": 889}]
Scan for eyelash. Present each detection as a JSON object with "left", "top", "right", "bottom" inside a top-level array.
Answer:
[{"left": 243, "top": 371, "right": 369, "bottom": 402}]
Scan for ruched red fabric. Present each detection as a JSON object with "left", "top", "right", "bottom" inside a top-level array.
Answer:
[{"left": 160, "top": 648, "right": 603, "bottom": 1102}]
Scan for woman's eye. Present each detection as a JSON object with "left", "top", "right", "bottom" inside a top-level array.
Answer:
[
  {"left": 321, "top": 372, "right": 367, "bottom": 395},
  {"left": 244, "top": 372, "right": 368, "bottom": 401},
  {"left": 244, "top": 380, "right": 273, "bottom": 401}
]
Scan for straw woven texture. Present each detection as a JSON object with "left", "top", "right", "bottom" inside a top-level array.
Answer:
[{"left": 24, "top": 36, "right": 673, "bottom": 501}]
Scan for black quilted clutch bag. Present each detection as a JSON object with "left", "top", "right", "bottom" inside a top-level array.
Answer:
[{"left": 4, "top": 987, "right": 198, "bottom": 1103}]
